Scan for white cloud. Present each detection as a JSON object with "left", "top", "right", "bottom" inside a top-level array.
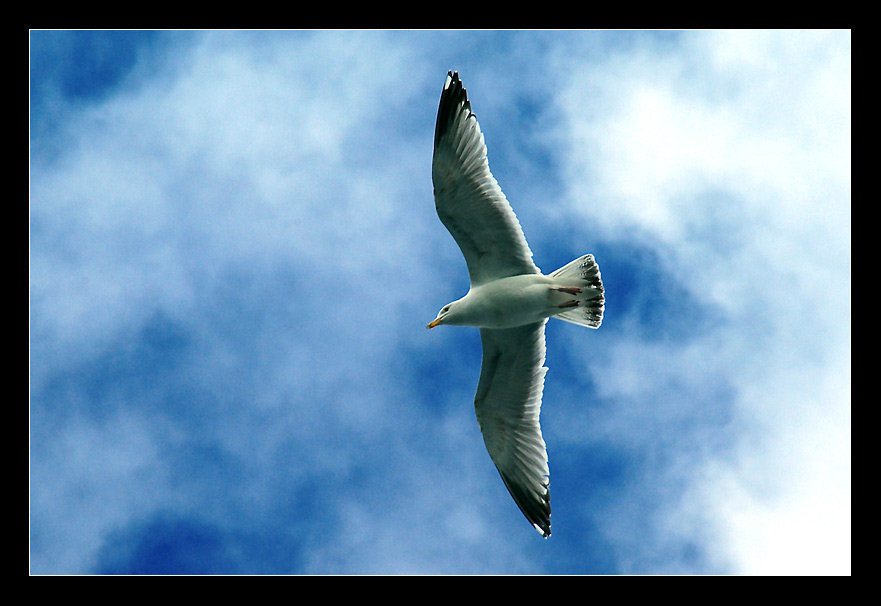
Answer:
[
  {"left": 31, "top": 32, "right": 428, "bottom": 369},
  {"left": 698, "top": 360, "right": 851, "bottom": 574},
  {"left": 552, "top": 30, "right": 850, "bottom": 574}
]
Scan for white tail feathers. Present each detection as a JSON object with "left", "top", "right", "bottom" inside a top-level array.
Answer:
[{"left": 549, "top": 254, "right": 604, "bottom": 328}]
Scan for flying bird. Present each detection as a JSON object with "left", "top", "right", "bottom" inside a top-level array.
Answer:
[{"left": 428, "top": 71, "right": 604, "bottom": 538}]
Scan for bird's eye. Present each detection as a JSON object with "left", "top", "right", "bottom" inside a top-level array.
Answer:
[{"left": 442, "top": 306, "right": 450, "bottom": 313}]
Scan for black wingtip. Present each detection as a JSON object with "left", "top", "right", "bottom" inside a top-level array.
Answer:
[
  {"left": 434, "top": 70, "right": 472, "bottom": 148},
  {"left": 498, "top": 469, "right": 552, "bottom": 539}
]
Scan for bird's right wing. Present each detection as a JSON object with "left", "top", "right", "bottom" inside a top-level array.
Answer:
[
  {"left": 432, "top": 71, "right": 540, "bottom": 286},
  {"left": 474, "top": 321, "right": 551, "bottom": 537}
]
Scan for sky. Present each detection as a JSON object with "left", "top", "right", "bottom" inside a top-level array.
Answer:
[{"left": 30, "top": 30, "right": 851, "bottom": 575}]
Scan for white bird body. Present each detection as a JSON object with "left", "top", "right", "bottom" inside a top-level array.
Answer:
[
  {"left": 443, "top": 275, "right": 554, "bottom": 329},
  {"left": 439, "top": 274, "right": 603, "bottom": 330},
  {"left": 428, "top": 71, "right": 604, "bottom": 537}
]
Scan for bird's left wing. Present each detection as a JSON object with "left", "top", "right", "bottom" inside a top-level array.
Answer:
[
  {"left": 474, "top": 321, "right": 551, "bottom": 537},
  {"left": 432, "top": 71, "right": 540, "bottom": 286}
]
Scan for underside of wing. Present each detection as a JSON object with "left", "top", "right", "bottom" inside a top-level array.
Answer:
[
  {"left": 474, "top": 321, "right": 551, "bottom": 537},
  {"left": 432, "top": 71, "right": 540, "bottom": 286}
]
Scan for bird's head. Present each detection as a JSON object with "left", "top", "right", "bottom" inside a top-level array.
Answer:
[{"left": 427, "top": 301, "right": 457, "bottom": 329}]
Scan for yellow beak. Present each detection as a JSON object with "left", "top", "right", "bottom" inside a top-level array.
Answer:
[{"left": 427, "top": 318, "right": 442, "bottom": 329}]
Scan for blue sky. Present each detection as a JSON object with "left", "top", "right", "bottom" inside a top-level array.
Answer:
[{"left": 30, "top": 30, "right": 851, "bottom": 575}]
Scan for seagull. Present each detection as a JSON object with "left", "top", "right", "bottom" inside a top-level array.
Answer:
[{"left": 427, "top": 71, "right": 604, "bottom": 538}]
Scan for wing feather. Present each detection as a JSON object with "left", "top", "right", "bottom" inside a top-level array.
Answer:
[
  {"left": 432, "top": 71, "right": 540, "bottom": 286},
  {"left": 474, "top": 321, "right": 551, "bottom": 537}
]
